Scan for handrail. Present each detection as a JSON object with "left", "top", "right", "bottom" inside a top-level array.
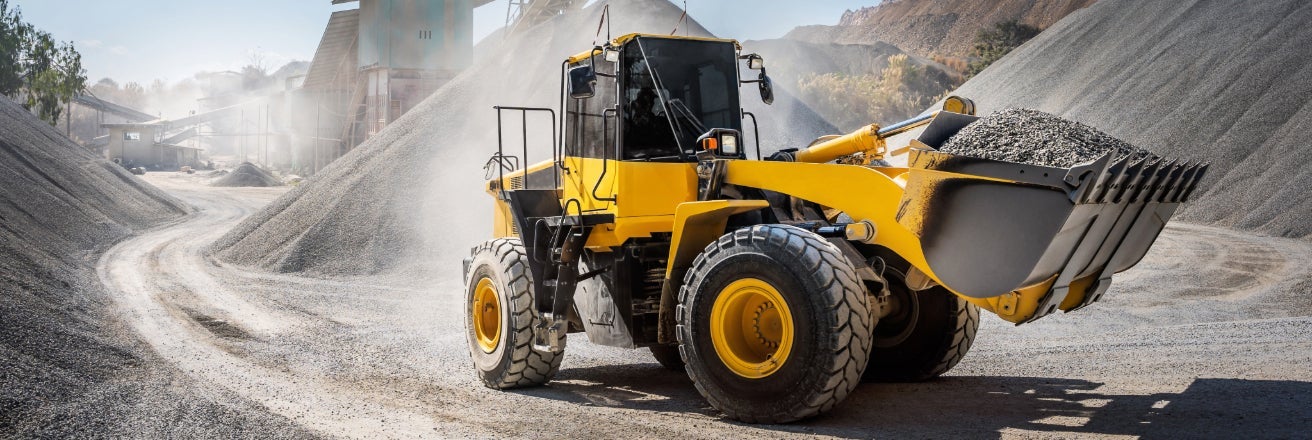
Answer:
[
  {"left": 592, "top": 108, "right": 619, "bottom": 203},
  {"left": 493, "top": 105, "right": 559, "bottom": 197},
  {"left": 743, "top": 111, "right": 761, "bottom": 160}
]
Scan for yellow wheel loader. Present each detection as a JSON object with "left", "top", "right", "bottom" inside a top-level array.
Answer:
[{"left": 462, "top": 33, "right": 1206, "bottom": 423}]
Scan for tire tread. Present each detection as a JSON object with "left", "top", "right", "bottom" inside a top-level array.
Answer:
[{"left": 467, "top": 238, "right": 562, "bottom": 389}]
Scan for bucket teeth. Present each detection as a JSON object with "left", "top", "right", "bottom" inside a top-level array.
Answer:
[{"left": 1179, "top": 163, "right": 1209, "bottom": 201}]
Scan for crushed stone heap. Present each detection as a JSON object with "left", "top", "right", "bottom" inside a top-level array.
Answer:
[
  {"left": 212, "top": 162, "right": 282, "bottom": 187},
  {"left": 939, "top": 108, "right": 1152, "bottom": 168},
  {"left": 949, "top": 0, "right": 1312, "bottom": 238}
]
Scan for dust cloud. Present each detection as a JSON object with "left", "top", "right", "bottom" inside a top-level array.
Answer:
[{"left": 210, "top": 0, "right": 836, "bottom": 279}]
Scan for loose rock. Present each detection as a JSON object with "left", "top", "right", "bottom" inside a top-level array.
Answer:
[
  {"left": 939, "top": 108, "right": 1152, "bottom": 168},
  {"left": 212, "top": 163, "right": 282, "bottom": 187}
]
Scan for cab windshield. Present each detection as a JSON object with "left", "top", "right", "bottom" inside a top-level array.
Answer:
[{"left": 622, "top": 37, "right": 741, "bottom": 160}]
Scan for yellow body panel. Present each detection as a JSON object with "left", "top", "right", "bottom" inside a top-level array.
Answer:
[
  {"left": 666, "top": 200, "right": 770, "bottom": 274},
  {"left": 492, "top": 198, "right": 514, "bottom": 238},
  {"left": 487, "top": 158, "right": 700, "bottom": 248},
  {"left": 487, "top": 159, "right": 558, "bottom": 238},
  {"left": 587, "top": 215, "right": 675, "bottom": 249},
  {"left": 722, "top": 160, "right": 940, "bottom": 284},
  {"left": 559, "top": 158, "right": 697, "bottom": 216},
  {"left": 558, "top": 158, "right": 698, "bottom": 248},
  {"left": 560, "top": 157, "right": 616, "bottom": 212}
]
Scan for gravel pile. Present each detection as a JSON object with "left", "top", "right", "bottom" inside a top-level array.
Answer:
[
  {"left": 940, "top": 108, "right": 1151, "bottom": 168},
  {"left": 0, "top": 98, "right": 309, "bottom": 437},
  {"left": 211, "top": 162, "right": 281, "bottom": 187},
  {"left": 951, "top": 0, "right": 1312, "bottom": 238},
  {"left": 783, "top": 0, "right": 1095, "bottom": 58},
  {"left": 212, "top": 0, "right": 837, "bottom": 276}
]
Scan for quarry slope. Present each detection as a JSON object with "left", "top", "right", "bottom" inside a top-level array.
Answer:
[
  {"left": 212, "top": 0, "right": 837, "bottom": 276},
  {"left": 951, "top": 0, "right": 1312, "bottom": 239},
  {"left": 786, "top": 0, "right": 1097, "bottom": 57},
  {"left": 0, "top": 99, "right": 310, "bottom": 436}
]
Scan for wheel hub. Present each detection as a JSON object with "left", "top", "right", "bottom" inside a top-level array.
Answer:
[
  {"left": 874, "top": 281, "right": 919, "bottom": 348},
  {"left": 752, "top": 302, "right": 781, "bottom": 349},
  {"left": 710, "top": 278, "right": 794, "bottom": 379},
  {"left": 472, "top": 277, "right": 501, "bottom": 353}
]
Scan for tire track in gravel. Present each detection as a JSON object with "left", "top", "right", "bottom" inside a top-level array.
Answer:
[
  {"left": 92, "top": 177, "right": 775, "bottom": 439},
  {"left": 96, "top": 179, "right": 464, "bottom": 438}
]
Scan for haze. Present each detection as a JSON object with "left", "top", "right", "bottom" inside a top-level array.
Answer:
[{"left": 12, "top": 0, "right": 875, "bottom": 86}]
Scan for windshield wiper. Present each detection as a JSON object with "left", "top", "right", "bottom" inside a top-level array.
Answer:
[{"left": 667, "top": 98, "right": 708, "bottom": 134}]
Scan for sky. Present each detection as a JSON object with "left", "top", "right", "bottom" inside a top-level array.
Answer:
[{"left": 12, "top": 0, "right": 877, "bottom": 86}]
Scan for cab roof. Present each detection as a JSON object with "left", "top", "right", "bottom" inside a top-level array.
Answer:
[{"left": 565, "top": 33, "right": 741, "bottom": 64}]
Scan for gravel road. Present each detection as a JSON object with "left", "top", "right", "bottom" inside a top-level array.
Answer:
[{"left": 96, "top": 175, "right": 1312, "bottom": 438}]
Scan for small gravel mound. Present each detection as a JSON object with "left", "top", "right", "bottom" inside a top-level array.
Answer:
[
  {"left": 212, "top": 163, "right": 281, "bottom": 187},
  {"left": 940, "top": 108, "right": 1151, "bottom": 168}
]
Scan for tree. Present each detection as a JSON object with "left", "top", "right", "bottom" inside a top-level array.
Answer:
[
  {"left": 241, "top": 50, "right": 272, "bottom": 91},
  {"left": 121, "top": 82, "right": 145, "bottom": 109},
  {"left": 0, "top": 0, "right": 88, "bottom": 125},
  {"left": 797, "top": 54, "right": 957, "bottom": 130},
  {"left": 0, "top": 0, "right": 28, "bottom": 95},
  {"left": 966, "top": 19, "right": 1042, "bottom": 78},
  {"left": 94, "top": 77, "right": 119, "bottom": 90}
]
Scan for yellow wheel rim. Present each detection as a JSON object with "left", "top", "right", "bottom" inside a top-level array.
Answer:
[
  {"left": 472, "top": 277, "right": 501, "bottom": 353},
  {"left": 710, "top": 278, "right": 794, "bottom": 379}
]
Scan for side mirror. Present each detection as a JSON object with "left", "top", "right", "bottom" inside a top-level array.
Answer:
[
  {"left": 758, "top": 74, "right": 774, "bottom": 106},
  {"left": 569, "top": 65, "right": 597, "bottom": 100},
  {"left": 743, "top": 53, "right": 765, "bottom": 71}
]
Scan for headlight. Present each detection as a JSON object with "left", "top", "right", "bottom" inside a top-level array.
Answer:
[
  {"left": 697, "top": 128, "right": 745, "bottom": 158},
  {"left": 720, "top": 134, "right": 738, "bottom": 155}
]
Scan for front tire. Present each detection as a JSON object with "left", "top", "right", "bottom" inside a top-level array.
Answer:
[
  {"left": 677, "top": 225, "right": 873, "bottom": 423},
  {"left": 862, "top": 266, "right": 979, "bottom": 382},
  {"left": 465, "top": 238, "right": 562, "bottom": 389}
]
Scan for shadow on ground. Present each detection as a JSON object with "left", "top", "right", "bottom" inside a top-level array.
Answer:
[{"left": 518, "top": 363, "right": 1312, "bottom": 438}]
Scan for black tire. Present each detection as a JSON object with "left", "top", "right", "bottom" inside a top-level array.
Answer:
[
  {"left": 862, "top": 266, "right": 978, "bottom": 382},
  {"left": 465, "top": 238, "right": 562, "bottom": 389},
  {"left": 648, "top": 345, "right": 685, "bottom": 371},
  {"left": 676, "top": 225, "right": 873, "bottom": 423}
]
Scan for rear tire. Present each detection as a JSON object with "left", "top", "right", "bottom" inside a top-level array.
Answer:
[
  {"left": 677, "top": 225, "right": 872, "bottom": 423},
  {"left": 648, "top": 345, "right": 685, "bottom": 371},
  {"left": 465, "top": 238, "right": 562, "bottom": 389},
  {"left": 862, "top": 266, "right": 978, "bottom": 382}
]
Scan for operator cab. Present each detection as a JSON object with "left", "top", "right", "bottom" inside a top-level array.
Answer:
[{"left": 564, "top": 34, "right": 771, "bottom": 163}]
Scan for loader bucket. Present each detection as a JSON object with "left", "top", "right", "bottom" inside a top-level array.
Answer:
[{"left": 897, "top": 113, "right": 1207, "bottom": 321}]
